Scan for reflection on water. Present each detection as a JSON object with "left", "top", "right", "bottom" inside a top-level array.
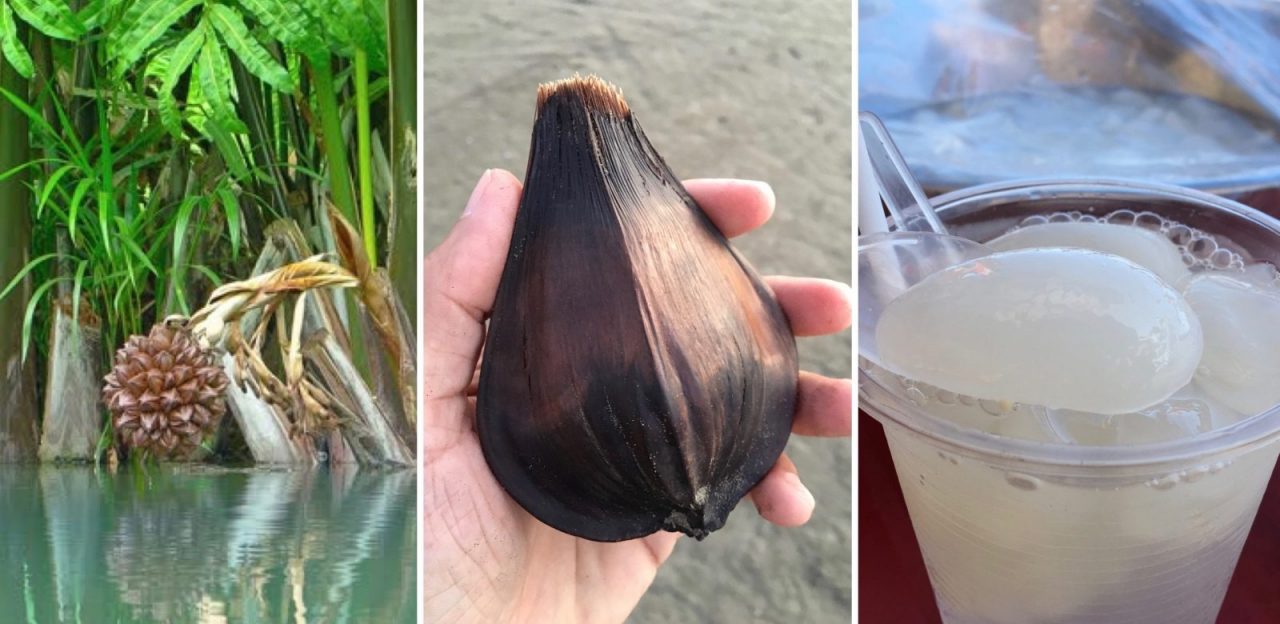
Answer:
[{"left": 0, "top": 465, "right": 415, "bottom": 623}]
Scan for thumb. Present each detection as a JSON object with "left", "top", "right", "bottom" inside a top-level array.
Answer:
[{"left": 424, "top": 169, "right": 523, "bottom": 422}]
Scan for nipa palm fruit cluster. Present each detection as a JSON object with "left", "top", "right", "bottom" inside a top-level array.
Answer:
[
  {"left": 101, "top": 256, "right": 358, "bottom": 458},
  {"left": 102, "top": 321, "right": 229, "bottom": 458}
]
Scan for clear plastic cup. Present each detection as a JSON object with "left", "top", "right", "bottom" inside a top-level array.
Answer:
[{"left": 860, "top": 179, "right": 1280, "bottom": 624}]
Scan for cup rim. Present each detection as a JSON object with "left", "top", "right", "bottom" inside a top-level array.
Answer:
[{"left": 860, "top": 177, "right": 1280, "bottom": 472}]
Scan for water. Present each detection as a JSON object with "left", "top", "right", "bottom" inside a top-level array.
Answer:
[{"left": 0, "top": 465, "right": 416, "bottom": 623}]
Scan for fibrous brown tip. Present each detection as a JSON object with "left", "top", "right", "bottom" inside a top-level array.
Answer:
[{"left": 536, "top": 73, "right": 629, "bottom": 117}]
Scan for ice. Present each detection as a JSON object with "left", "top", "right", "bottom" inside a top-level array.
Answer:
[
  {"left": 1175, "top": 379, "right": 1251, "bottom": 431},
  {"left": 1183, "top": 273, "right": 1280, "bottom": 415},
  {"left": 876, "top": 248, "right": 1204, "bottom": 414},
  {"left": 1042, "top": 381, "right": 1238, "bottom": 446},
  {"left": 988, "top": 221, "right": 1191, "bottom": 286},
  {"left": 1233, "top": 262, "right": 1280, "bottom": 290}
]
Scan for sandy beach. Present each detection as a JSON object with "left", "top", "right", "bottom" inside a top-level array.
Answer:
[{"left": 423, "top": 1, "right": 852, "bottom": 620}]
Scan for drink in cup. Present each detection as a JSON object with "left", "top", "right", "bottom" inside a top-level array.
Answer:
[{"left": 859, "top": 180, "right": 1280, "bottom": 624}]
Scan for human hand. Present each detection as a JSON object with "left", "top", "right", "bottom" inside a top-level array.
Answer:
[{"left": 425, "top": 169, "right": 852, "bottom": 624}]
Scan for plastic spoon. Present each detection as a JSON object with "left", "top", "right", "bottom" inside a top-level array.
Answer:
[{"left": 857, "top": 112, "right": 993, "bottom": 365}]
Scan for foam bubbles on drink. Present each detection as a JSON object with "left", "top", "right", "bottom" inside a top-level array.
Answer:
[
  {"left": 1022, "top": 209, "right": 1247, "bottom": 272},
  {"left": 876, "top": 247, "right": 1204, "bottom": 414}
]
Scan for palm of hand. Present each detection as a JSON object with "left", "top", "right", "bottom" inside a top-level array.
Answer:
[{"left": 427, "top": 398, "right": 676, "bottom": 624}]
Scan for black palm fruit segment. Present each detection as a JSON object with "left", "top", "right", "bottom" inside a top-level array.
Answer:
[{"left": 476, "top": 75, "right": 798, "bottom": 542}]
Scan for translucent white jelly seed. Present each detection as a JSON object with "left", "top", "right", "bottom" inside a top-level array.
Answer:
[
  {"left": 875, "top": 248, "right": 1204, "bottom": 414},
  {"left": 988, "top": 221, "right": 1191, "bottom": 286},
  {"left": 1183, "top": 273, "right": 1280, "bottom": 415}
]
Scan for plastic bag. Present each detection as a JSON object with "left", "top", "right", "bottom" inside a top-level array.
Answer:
[{"left": 860, "top": 0, "right": 1280, "bottom": 199}]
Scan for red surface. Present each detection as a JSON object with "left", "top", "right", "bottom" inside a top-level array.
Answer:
[
  {"left": 858, "top": 410, "right": 1280, "bottom": 623},
  {"left": 1233, "top": 187, "right": 1280, "bottom": 219}
]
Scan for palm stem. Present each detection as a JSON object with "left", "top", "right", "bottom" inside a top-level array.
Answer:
[
  {"left": 355, "top": 48, "right": 376, "bottom": 265},
  {"left": 386, "top": 0, "right": 417, "bottom": 317},
  {"left": 0, "top": 34, "right": 38, "bottom": 460},
  {"left": 311, "top": 56, "right": 357, "bottom": 225}
]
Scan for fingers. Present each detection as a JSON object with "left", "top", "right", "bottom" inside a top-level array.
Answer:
[
  {"left": 750, "top": 374, "right": 850, "bottom": 528},
  {"left": 638, "top": 532, "right": 681, "bottom": 567},
  {"left": 792, "top": 372, "right": 853, "bottom": 437},
  {"left": 766, "top": 276, "right": 852, "bottom": 337},
  {"left": 688, "top": 189, "right": 853, "bottom": 439},
  {"left": 683, "top": 178, "right": 775, "bottom": 238},
  {"left": 749, "top": 454, "right": 815, "bottom": 527},
  {"left": 424, "top": 170, "right": 523, "bottom": 412}
]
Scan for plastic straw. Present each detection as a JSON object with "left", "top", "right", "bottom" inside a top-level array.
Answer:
[{"left": 858, "top": 128, "right": 889, "bottom": 235}]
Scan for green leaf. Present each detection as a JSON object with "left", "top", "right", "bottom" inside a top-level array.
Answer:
[
  {"left": 109, "top": 0, "right": 202, "bottom": 78},
  {"left": 111, "top": 274, "right": 128, "bottom": 313},
  {"left": 98, "top": 187, "right": 113, "bottom": 256},
  {"left": 71, "top": 259, "right": 87, "bottom": 330},
  {"left": 332, "top": 0, "right": 386, "bottom": 70},
  {"left": 0, "top": 87, "right": 57, "bottom": 140},
  {"left": 189, "top": 264, "right": 222, "bottom": 286},
  {"left": 41, "top": 83, "right": 83, "bottom": 158},
  {"left": 93, "top": 418, "right": 112, "bottom": 464},
  {"left": 165, "top": 204, "right": 195, "bottom": 315},
  {"left": 96, "top": 100, "right": 114, "bottom": 258},
  {"left": 171, "top": 195, "right": 196, "bottom": 266},
  {"left": 120, "top": 226, "right": 158, "bottom": 276},
  {"left": 215, "top": 184, "right": 241, "bottom": 256},
  {"left": 170, "top": 275, "right": 188, "bottom": 314},
  {"left": 160, "top": 23, "right": 204, "bottom": 95},
  {"left": 0, "top": 4, "right": 34, "bottom": 79},
  {"left": 0, "top": 252, "right": 61, "bottom": 302},
  {"left": 66, "top": 177, "right": 94, "bottom": 244},
  {"left": 36, "top": 163, "right": 76, "bottom": 216},
  {"left": 158, "top": 89, "right": 181, "bottom": 135},
  {"left": 207, "top": 4, "right": 291, "bottom": 91},
  {"left": 76, "top": 0, "right": 108, "bottom": 30},
  {"left": 22, "top": 277, "right": 66, "bottom": 363},
  {"left": 197, "top": 32, "right": 239, "bottom": 129},
  {"left": 156, "top": 24, "right": 204, "bottom": 134},
  {"left": 238, "top": 0, "right": 326, "bottom": 61},
  {"left": 8, "top": 0, "right": 84, "bottom": 40},
  {"left": 0, "top": 159, "right": 44, "bottom": 183},
  {"left": 203, "top": 115, "right": 249, "bottom": 180}
]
